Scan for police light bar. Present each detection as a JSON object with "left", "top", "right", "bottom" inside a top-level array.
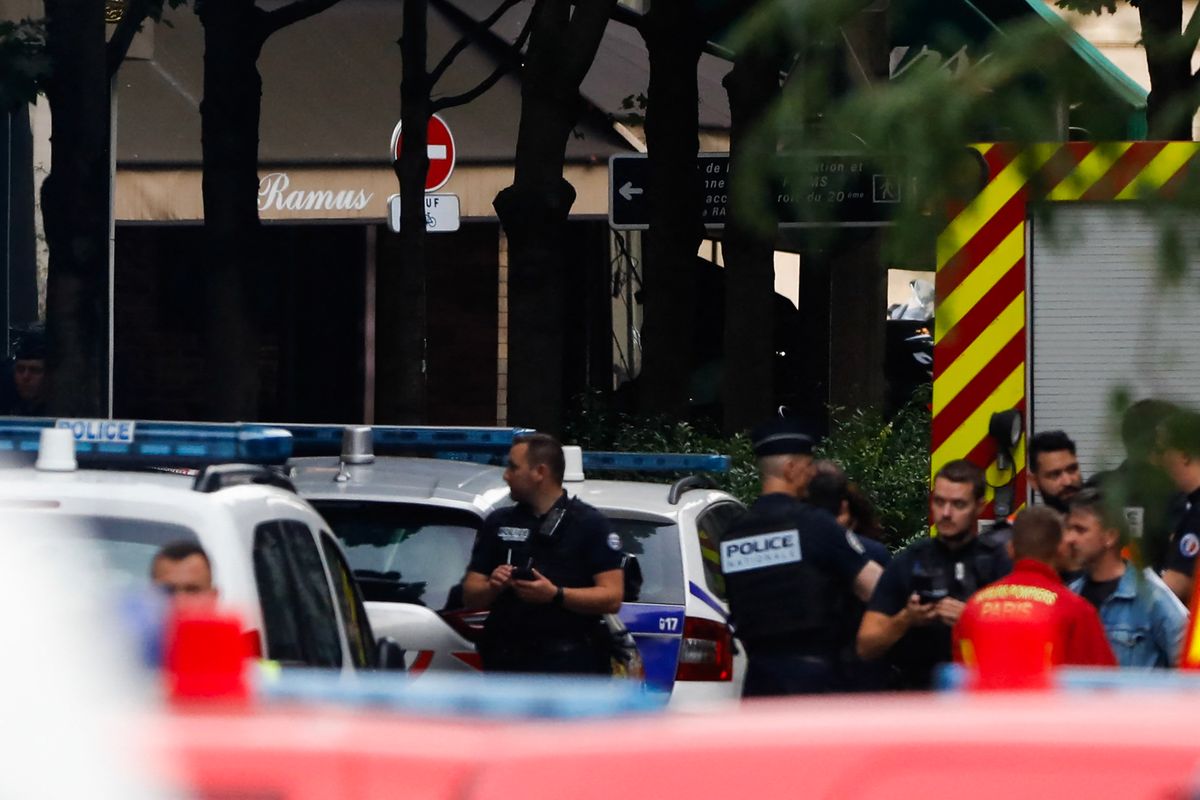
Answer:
[
  {"left": 0, "top": 418, "right": 293, "bottom": 467},
  {"left": 281, "top": 424, "right": 534, "bottom": 460},
  {"left": 582, "top": 451, "right": 731, "bottom": 473}
]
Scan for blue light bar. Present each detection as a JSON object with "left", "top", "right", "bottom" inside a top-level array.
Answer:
[
  {"left": 282, "top": 424, "right": 534, "bottom": 460},
  {"left": 0, "top": 418, "right": 293, "bottom": 466},
  {"left": 582, "top": 451, "right": 731, "bottom": 473}
]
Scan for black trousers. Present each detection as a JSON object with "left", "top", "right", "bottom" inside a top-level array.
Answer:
[
  {"left": 742, "top": 652, "right": 839, "bottom": 697},
  {"left": 479, "top": 638, "right": 611, "bottom": 676}
]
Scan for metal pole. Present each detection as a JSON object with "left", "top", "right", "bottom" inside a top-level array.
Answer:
[{"left": 108, "top": 75, "right": 117, "bottom": 416}]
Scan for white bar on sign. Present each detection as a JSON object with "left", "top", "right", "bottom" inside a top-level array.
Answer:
[
  {"left": 427, "top": 145, "right": 448, "bottom": 160},
  {"left": 386, "top": 193, "right": 461, "bottom": 234}
]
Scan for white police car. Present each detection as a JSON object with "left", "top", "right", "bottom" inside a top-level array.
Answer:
[
  {"left": 285, "top": 425, "right": 747, "bottom": 703},
  {"left": 0, "top": 419, "right": 396, "bottom": 673}
]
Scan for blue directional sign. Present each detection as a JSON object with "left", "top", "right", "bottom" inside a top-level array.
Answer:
[{"left": 608, "top": 152, "right": 899, "bottom": 231}]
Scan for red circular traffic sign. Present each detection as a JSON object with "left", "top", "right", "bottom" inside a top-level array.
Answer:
[{"left": 390, "top": 113, "right": 456, "bottom": 192}]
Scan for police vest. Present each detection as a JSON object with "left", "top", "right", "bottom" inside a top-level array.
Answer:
[
  {"left": 720, "top": 511, "right": 838, "bottom": 645},
  {"left": 910, "top": 535, "right": 1004, "bottom": 602}
]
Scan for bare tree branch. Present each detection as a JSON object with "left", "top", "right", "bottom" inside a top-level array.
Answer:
[
  {"left": 430, "top": 0, "right": 522, "bottom": 86},
  {"left": 259, "top": 0, "right": 344, "bottom": 39},
  {"left": 431, "top": 0, "right": 537, "bottom": 112},
  {"left": 106, "top": 0, "right": 151, "bottom": 78}
]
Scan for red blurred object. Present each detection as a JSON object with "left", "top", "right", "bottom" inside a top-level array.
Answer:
[{"left": 164, "top": 607, "right": 252, "bottom": 704}]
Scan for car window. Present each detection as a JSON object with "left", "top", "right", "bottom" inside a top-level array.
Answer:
[
  {"left": 605, "top": 517, "right": 684, "bottom": 605},
  {"left": 694, "top": 502, "right": 744, "bottom": 601},
  {"left": 62, "top": 515, "right": 201, "bottom": 593},
  {"left": 314, "top": 501, "right": 480, "bottom": 611},
  {"left": 253, "top": 520, "right": 343, "bottom": 668},
  {"left": 319, "top": 531, "right": 376, "bottom": 670}
]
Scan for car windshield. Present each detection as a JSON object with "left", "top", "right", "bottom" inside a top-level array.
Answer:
[
  {"left": 316, "top": 501, "right": 686, "bottom": 608},
  {"left": 314, "top": 501, "right": 480, "bottom": 610},
  {"left": 65, "top": 515, "right": 202, "bottom": 592}
]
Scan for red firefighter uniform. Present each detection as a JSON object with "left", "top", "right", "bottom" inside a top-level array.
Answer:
[{"left": 953, "top": 559, "right": 1115, "bottom": 687}]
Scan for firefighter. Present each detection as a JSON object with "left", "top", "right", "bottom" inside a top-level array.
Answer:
[{"left": 953, "top": 507, "right": 1114, "bottom": 689}]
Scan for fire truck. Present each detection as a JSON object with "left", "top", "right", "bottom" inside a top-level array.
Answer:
[{"left": 932, "top": 141, "right": 1200, "bottom": 518}]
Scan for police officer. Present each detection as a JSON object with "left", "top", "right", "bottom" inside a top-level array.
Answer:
[
  {"left": 721, "top": 419, "right": 883, "bottom": 697},
  {"left": 857, "top": 459, "right": 1011, "bottom": 690},
  {"left": 1159, "top": 410, "right": 1200, "bottom": 604},
  {"left": 461, "top": 432, "right": 624, "bottom": 674}
]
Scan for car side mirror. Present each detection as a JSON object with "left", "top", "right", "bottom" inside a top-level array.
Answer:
[{"left": 375, "top": 636, "right": 406, "bottom": 671}]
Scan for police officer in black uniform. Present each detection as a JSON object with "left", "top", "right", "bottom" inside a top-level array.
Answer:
[
  {"left": 857, "top": 459, "right": 1011, "bottom": 690},
  {"left": 1159, "top": 410, "right": 1200, "bottom": 604},
  {"left": 462, "top": 432, "right": 624, "bottom": 674},
  {"left": 721, "top": 419, "right": 883, "bottom": 697}
]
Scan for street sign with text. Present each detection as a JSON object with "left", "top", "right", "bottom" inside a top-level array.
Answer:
[
  {"left": 386, "top": 193, "right": 460, "bottom": 233},
  {"left": 608, "top": 153, "right": 899, "bottom": 231}
]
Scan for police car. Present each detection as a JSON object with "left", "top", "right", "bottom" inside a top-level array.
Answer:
[
  {"left": 0, "top": 418, "right": 395, "bottom": 673},
  {"left": 285, "top": 425, "right": 747, "bottom": 702}
]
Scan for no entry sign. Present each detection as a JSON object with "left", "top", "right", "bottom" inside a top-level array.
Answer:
[{"left": 390, "top": 113, "right": 456, "bottom": 192}]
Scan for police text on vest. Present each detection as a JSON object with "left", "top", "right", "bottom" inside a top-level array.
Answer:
[{"left": 721, "top": 530, "right": 802, "bottom": 573}]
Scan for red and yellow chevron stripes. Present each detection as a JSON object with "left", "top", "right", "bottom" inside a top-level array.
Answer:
[{"left": 933, "top": 141, "right": 1200, "bottom": 516}]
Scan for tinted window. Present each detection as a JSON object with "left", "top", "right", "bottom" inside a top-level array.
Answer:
[
  {"left": 695, "top": 502, "right": 744, "bottom": 601},
  {"left": 320, "top": 532, "right": 376, "bottom": 670},
  {"left": 253, "top": 520, "right": 343, "bottom": 668},
  {"left": 605, "top": 517, "right": 684, "bottom": 605},
  {"left": 315, "top": 501, "right": 479, "bottom": 610},
  {"left": 64, "top": 515, "right": 200, "bottom": 592}
]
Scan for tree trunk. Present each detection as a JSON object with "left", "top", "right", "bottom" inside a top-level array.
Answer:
[
  {"left": 198, "top": 0, "right": 265, "bottom": 420},
  {"left": 1140, "top": 0, "right": 1194, "bottom": 140},
  {"left": 721, "top": 51, "right": 780, "bottom": 435},
  {"left": 378, "top": 0, "right": 431, "bottom": 423},
  {"left": 637, "top": 3, "right": 704, "bottom": 419},
  {"left": 493, "top": 0, "right": 616, "bottom": 433},
  {"left": 42, "top": 0, "right": 109, "bottom": 416}
]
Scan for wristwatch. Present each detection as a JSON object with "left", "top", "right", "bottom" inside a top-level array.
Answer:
[{"left": 552, "top": 585, "right": 565, "bottom": 607}]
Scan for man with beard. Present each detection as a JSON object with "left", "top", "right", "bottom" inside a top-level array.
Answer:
[
  {"left": 1029, "top": 431, "right": 1084, "bottom": 514},
  {"left": 857, "top": 459, "right": 1012, "bottom": 689}
]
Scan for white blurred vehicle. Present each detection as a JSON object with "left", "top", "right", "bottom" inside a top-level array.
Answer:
[{"left": 0, "top": 420, "right": 398, "bottom": 673}]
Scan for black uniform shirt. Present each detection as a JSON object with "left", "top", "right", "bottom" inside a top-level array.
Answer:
[
  {"left": 737, "top": 493, "right": 871, "bottom": 579},
  {"left": 468, "top": 492, "right": 623, "bottom": 642},
  {"left": 867, "top": 534, "right": 1011, "bottom": 689},
  {"left": 723, "top": 493, "right": 871, "bottom": 652},
  {"left": 1163, "top": 488, "right": 1200, "bottom": 579}
]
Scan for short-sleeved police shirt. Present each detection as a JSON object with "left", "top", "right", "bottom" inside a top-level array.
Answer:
[
  {"left": 468, "top": 492, "right": 623, "bottom": 641},
  {"left": 1163, "top": 489, "right": 1200, "bottom": 580},
  {"left": 867, "top": 534, "right": 1011, "bottom": 688}
]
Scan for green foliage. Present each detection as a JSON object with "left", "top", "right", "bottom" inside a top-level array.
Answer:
[
  {"left": 814, "top": 390, "right": 932, "bottom": 550},
  {"left": 0, "top": 19, "right": 49, "bottom": 112},
  {"left": 564, "top": 389, "right": 932, "bottom": 551}
]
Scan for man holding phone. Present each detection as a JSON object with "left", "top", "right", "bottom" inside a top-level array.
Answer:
[
  {"left": 857, "top": 460, "right": 1012, "bottom": 689},
  {"left": 462, "top": 433, "right": 624, "bottom": 674}
]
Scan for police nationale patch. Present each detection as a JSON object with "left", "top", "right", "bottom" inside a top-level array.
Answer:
[
  {"left": 1180, "top": 532, "right": 1200, "bottom": 559},
  {"left": 498, "top": 526, "right": 530, "bottom": 543},
  {"left": 845, "top": 530, "right": 866, "bottom": 555},
  {"left": 607, "top": 532, "right": 622, "bottom": 551},
  {"left": 721, "top": 530, "right": 802, "bottom": 574}
]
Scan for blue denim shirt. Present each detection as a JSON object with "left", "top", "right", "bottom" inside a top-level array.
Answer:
[{"left": 1069, "top": 563, "right": 1187, "bottom": 668}]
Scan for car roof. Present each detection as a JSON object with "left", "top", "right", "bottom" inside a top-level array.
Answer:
[{"left": 289, "top": 456, "right": 739, "bottom": 521}]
